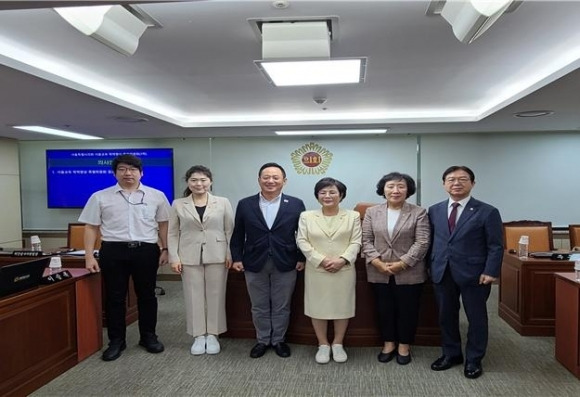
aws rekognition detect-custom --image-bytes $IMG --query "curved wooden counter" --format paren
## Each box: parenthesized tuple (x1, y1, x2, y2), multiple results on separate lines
(224, 256, 441, 346)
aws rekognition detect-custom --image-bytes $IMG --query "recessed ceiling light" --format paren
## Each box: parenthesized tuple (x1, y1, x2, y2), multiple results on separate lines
(12, 125, 103, 140)
(255, 58, 367, 86)
(275, 129, 388, 136)
(513, 110, 554, 118)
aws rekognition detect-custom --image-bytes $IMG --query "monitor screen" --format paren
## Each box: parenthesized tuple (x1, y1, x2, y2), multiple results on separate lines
(46, 148, 174, 208)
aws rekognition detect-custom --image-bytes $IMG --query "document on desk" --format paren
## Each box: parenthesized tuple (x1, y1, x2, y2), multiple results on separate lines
(67, 250, 98, 256)
(569, 253, 580, 262)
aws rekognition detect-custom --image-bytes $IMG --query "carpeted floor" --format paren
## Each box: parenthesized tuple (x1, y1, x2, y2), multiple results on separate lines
(31, 282, 580, 396)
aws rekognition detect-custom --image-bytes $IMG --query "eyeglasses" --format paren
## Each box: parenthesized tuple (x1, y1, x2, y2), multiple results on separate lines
(117, 166, 140, 173)
(119, 191, 146, 206)
(445, 177, 471, 184)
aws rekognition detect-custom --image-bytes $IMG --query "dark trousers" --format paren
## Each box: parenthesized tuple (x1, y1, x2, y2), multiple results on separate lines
(373, 278, 423, 345)
(433, 267, 492, 364)
(99, 242, 160, 345)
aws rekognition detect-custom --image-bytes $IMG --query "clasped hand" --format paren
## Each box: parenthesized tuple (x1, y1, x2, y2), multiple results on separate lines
(321, 257, 346, 273)
(375, 260, 405, 275)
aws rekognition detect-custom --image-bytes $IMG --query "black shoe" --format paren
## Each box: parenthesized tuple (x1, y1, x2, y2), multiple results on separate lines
(102, 341, 126, 361)
(431, 355, 464, 371)
(396, 352, 412, 365)
(377, 350, 396, 363)
(250, 343, 270, 358)
(138, 337, 164, 353)
(273, 342, 291, 358)
(464, 362, 483, 379)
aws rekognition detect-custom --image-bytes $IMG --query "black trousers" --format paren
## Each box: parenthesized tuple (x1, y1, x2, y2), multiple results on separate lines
(433, 267, 491, 363)
(373, 278, 423, 345)
(99, 242, 160, 344)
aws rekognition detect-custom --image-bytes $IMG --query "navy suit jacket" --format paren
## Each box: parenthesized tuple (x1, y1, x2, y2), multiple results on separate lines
(428, 197, 504, 286)
(230, 193, 306, 272)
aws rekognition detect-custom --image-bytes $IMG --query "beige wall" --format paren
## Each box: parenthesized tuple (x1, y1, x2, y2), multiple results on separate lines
(0, 139, 22, 247)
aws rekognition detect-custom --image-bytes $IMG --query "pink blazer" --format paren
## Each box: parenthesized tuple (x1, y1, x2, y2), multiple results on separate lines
(362, 201, 430, 285)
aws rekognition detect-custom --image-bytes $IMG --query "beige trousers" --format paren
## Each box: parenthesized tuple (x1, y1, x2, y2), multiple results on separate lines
(181, 263, 228, 337)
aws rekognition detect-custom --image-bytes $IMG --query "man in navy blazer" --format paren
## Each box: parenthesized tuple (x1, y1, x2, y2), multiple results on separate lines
(230, 162, 305, 359)
(428, 165, 503, 379)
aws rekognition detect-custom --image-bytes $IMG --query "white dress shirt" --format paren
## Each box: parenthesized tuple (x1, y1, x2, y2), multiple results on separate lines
(79, 183, 170, 243)
(259, 193, 281, 229)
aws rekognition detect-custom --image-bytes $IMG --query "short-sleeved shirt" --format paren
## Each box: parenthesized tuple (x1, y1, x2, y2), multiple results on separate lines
(78, 183, 170, 243)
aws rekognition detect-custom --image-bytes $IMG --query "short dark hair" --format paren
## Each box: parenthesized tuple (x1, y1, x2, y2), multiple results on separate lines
(375, 172, 416, 198)
(314, 177, 347, 202)
(442, 165, 475, 182)
(112, 154, 142, 172)
(259, 162, 286, 178)
(183, 165, 212, 197)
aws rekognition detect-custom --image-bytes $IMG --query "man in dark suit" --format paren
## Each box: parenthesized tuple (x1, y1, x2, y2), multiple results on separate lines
(428, 165, 503, 379)
(230, 162, 305, 358)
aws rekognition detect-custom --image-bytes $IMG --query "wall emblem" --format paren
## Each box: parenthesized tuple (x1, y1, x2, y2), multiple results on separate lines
(291, 142, 333, 175)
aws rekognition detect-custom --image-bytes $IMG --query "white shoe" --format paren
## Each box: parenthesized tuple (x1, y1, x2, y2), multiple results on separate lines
(205, 334, 221, 355)
(332, 344, 348, 363)
(190, 335, 206, 355)
(315, 345, 331, 364)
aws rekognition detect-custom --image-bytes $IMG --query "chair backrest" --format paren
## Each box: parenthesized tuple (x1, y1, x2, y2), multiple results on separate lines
(503, 220, 553, 252)
(568, 224, 580, 249)
(67, 223, 101, 250)
(353, 202, 380, 220)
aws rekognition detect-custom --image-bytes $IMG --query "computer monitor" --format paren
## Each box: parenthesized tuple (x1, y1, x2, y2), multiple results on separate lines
(0, 257, 50, 298)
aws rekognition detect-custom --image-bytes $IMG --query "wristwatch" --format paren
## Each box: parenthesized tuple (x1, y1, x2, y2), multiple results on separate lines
(161, 248, 168, 252)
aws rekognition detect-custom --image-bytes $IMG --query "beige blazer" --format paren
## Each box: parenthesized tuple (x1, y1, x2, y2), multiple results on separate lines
(362, 202, 430, 284)
(297, 209, 362, 272)
(168, 193, 234, 265)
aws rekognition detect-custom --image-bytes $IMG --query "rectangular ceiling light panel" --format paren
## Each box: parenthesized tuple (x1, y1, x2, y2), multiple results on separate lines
(256, 58, 365, 86)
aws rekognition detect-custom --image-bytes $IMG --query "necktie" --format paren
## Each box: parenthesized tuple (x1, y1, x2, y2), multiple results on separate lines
(448, 202, 460, 233)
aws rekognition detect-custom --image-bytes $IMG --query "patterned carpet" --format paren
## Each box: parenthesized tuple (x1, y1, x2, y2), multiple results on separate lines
(32, 282, 580, 396)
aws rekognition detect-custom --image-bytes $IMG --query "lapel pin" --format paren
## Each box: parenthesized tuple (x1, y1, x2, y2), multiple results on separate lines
(284, 199, 289, 203)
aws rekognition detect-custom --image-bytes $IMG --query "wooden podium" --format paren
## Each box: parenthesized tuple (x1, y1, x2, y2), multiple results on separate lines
(554, 272, 580, 379)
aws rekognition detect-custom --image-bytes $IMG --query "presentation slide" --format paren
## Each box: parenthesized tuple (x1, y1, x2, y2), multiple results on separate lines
(46, 148, 174, 208)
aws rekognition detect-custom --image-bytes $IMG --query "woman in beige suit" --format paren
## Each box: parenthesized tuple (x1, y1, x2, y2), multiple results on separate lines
(362, 172, 430, 365)
(168, 165, 234, 356)
(297, 177, 361, 364)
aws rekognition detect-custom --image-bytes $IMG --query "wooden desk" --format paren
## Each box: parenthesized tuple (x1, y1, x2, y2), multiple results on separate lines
(224, 255, 441, 346)
(555, 272, 580, 379)
(499, 252, 575, 336)
(0, 255, 137, 327)
(0, 269, 102, 397)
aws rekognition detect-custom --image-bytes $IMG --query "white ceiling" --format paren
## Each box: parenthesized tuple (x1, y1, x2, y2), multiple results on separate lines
(0, 0, 579, 141)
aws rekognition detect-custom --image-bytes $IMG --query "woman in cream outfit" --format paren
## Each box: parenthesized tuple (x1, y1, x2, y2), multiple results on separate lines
(168, 165, 234, 355)
(362, 172, 430, 365)
(296, 177, 361, 364)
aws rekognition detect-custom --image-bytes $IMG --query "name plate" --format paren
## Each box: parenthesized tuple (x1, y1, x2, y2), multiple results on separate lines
(11, 251, 44, 257)
(41, 270, 73, 284)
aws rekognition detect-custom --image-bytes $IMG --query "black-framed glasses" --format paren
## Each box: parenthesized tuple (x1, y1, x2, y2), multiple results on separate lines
(119, 191, 146, 206)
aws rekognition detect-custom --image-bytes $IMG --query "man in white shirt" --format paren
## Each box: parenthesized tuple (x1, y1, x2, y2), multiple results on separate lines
(79, 154, 170, 361)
